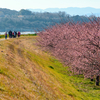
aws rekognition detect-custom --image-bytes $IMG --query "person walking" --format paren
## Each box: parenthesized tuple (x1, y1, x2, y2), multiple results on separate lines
(8, 30, 12, 38)
(15, 31, 17, 38)
(12, 31, 14, 38)
(18, 31, 21, 37)
(14, 31, 16, 38)
(5, 31, 7, 39)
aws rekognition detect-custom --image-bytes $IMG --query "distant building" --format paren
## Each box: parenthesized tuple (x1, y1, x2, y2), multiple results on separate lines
(18, 15, 24, 18)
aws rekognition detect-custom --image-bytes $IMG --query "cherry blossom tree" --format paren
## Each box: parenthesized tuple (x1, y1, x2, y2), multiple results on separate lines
(37, 17, 100, 85)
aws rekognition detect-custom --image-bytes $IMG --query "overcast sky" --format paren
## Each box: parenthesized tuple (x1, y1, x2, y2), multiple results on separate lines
(0, 0, 100, 11)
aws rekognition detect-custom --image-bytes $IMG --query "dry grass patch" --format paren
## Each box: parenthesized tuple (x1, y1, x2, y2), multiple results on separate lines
(0, 36, 96, 100)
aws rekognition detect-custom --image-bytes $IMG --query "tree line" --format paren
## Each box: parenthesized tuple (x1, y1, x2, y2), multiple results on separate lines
(0, 8, 92, 32)
(37, 17, 100, 86)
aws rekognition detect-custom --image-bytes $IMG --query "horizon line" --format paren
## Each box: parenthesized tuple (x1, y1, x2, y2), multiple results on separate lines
(0, 7, 100, 11)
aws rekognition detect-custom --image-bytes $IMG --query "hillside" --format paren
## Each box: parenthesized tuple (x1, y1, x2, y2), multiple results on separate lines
(28, 7, 100, 16)
(0, 8, 91, 32)
(0, 36, 100, 100)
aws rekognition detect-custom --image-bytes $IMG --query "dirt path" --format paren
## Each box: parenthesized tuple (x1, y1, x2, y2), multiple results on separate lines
(0, 38, 5, 41)
(0, 38, 9, 41)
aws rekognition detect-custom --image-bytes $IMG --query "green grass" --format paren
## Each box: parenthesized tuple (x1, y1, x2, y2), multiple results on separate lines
(24, 48, 87, 99)
(67, 74, 100, 100)
(21, 33, 37, 36)
(25, 37, 100, 99)
(32, 45, 100, 99)
(0, 35, 5, 38)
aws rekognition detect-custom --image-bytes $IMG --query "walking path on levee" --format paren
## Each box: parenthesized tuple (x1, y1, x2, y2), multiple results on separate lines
(0, 38, 5, 41)
(0, 38, 10, 41)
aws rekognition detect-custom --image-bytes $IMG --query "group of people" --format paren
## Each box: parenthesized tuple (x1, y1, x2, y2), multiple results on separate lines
(5, 30, 21, 39)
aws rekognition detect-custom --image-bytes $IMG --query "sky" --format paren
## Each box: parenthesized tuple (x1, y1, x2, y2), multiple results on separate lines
(0, 0, 100, 11)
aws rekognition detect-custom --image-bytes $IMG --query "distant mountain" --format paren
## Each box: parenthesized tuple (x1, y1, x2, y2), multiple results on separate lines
(28, 7, 100, 16)
(0, 7, 97, 32)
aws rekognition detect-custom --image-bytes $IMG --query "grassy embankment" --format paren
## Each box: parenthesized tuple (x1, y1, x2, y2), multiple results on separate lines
(0, 35, 100, 100)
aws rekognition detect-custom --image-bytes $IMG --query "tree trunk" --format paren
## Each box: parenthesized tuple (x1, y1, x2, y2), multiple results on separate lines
(91, 75, 93, 81)
(96, 76, 99, 86)
(91, 78, 93, 81)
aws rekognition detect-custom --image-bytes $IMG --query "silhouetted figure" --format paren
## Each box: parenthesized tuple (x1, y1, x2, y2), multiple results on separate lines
(8, 30, 12, 38)
(13, 31, 16, 38)
(5, 32, 7, 39)
(18, 31, 21, 37)
(12, 31, 14, 38)
(15, 31, 17, 38)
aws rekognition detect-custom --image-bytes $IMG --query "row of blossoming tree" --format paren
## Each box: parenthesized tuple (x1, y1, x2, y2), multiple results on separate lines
(37, 17, 100, 86)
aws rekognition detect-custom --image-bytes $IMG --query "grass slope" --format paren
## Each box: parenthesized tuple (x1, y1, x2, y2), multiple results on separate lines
(0, 36, 100, 100)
